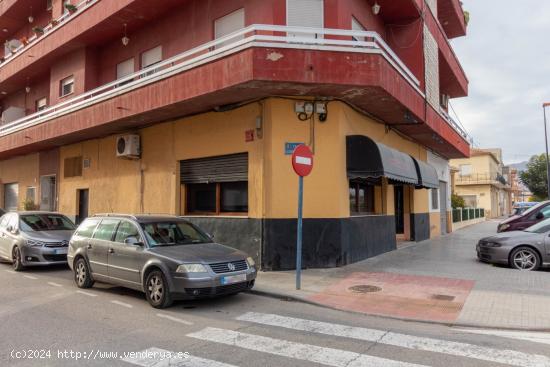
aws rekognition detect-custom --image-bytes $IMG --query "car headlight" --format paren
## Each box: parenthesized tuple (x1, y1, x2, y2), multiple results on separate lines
(176, 264, 207, 273)
(27, 239, 45, 247)
(485, 242, 502, 248)
(246, 256, 255, 267)
(498, 224, 510, 232)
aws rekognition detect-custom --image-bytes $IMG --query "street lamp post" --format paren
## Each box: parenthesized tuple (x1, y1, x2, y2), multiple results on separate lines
(543, 103, 550, 199)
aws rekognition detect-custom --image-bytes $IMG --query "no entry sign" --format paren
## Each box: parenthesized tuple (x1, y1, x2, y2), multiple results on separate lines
(292, 144, 314, 177)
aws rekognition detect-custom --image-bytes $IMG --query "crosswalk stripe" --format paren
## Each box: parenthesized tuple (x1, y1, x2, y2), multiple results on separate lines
(156, 313, 193, 325)
(76, 290, 97, 297)
(236, 312, 550, 367)
(455, 328, 550, 346)
(23, 275, 38, 280)
(111, 300, 133, 308)
(122, 347, 238, 367)
(47, 282, 63, 287)
(4, 270, 16, 274)
(188, 327, 428, 367)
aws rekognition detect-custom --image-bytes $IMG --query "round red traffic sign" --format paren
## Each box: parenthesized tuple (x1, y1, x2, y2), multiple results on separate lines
(292, 144, 314, 177)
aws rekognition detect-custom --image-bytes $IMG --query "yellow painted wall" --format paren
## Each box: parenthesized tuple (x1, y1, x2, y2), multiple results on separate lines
(429, 212, 441, 238)
(0, 153, 40, 210)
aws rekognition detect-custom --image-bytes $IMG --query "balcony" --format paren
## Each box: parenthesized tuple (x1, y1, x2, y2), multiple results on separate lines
(437, 0, 467, 39)
(455, 173, 510, 188)
(0, 25, 470, 159)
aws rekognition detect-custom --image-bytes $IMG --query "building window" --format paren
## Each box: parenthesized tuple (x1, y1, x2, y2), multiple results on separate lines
(35, 97, 47, 112)
(287, 0, 324, 38)
(459, 164, 472, 176)
(214, 8, 245, 48)
(181, 153, 248, 215)
(141, 46, 162, 76)
(116, 58, 135, 85)
(349, 180, 375, 215)
(186, 182, 248, 214)
(64, 156, 83, 178)
(60, 76, 74, 97)
(351, 17, 366, 41)
(431, 188, 439, 210)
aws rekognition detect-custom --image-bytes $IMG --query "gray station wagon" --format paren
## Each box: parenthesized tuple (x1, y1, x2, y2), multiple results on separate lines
(67, 214, 257, 308)
(0, 211, 75, 271)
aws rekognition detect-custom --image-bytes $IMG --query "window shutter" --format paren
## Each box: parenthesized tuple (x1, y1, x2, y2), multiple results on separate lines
(180, 153, 248, 184)
(215, 8, 245, 48)
(141, 46, 162, 68)
(287, 0, 324, 38)
(116, 58, 134, 79)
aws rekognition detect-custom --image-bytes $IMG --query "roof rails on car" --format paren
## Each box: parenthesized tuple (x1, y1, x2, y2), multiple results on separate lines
(93, 213, 138, 220)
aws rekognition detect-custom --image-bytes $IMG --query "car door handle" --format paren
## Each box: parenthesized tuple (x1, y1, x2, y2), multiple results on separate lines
(87, 243, 92, 249)
(108, 248, 114, 254)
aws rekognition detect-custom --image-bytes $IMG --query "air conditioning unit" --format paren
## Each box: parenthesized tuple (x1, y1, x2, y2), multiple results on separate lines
(116, 134, 140, 159)
(440, 94, 450, 109)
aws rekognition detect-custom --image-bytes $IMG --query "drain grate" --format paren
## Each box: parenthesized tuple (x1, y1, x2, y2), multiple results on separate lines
(431, 294, 455, 301)
(348, 285, 382, 293)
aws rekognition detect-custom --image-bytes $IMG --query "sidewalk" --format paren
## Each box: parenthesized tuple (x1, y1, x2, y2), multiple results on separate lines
(251, 220, 550, 330)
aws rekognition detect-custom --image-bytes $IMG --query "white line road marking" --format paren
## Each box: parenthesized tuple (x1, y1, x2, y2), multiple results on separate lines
(236, 312, 550, 367)
(4, 270, 16, 274)
(111, 300, 133, 308)
(47, 282, 63, 287)
(156, 313, 193, 325)
(455, 328, 550, 346)
(23, 275, 38, 280)
(188, 327, 428, 367)
(122, 347, 237, 367)
(76, 290, 97, 297)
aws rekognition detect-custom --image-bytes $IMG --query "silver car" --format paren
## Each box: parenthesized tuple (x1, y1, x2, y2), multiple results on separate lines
(0, 211, 76, 271)
(68, 214, 257, 308)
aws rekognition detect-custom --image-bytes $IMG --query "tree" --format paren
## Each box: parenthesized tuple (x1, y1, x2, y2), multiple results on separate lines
(520, 154, 549, 201)
(451, 193, 465, 208)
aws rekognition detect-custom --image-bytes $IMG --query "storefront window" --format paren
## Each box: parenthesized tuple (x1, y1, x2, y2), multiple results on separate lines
(349, 180, 375, 215)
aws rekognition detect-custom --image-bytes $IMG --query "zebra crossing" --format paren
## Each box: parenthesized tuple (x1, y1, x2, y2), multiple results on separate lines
(123, 312, 550, 367)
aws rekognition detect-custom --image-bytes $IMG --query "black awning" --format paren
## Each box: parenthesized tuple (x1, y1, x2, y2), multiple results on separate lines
(412, 158, 439, 189)
(346, 135, 419, 185)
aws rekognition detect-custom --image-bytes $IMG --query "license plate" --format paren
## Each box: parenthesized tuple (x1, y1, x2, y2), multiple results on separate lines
(220, 273, 247, 285)
(54, 248, 68, 255)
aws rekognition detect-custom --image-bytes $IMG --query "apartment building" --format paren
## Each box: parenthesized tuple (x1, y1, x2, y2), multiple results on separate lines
(0, 0, 470, 269)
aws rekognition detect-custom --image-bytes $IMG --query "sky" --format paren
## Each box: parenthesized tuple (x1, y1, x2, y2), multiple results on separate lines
(450, 0, 550, 165)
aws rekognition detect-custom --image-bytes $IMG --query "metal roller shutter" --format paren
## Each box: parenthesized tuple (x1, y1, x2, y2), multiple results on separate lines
(287, 0, 324, 38)
(180, 153, 248, 184)
(4, 183, 19, 211)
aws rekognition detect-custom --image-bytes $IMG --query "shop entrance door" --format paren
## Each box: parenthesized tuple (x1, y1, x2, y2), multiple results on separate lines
(394, 186, 405, 234)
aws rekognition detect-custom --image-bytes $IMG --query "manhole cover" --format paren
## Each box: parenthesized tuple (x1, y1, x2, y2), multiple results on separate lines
(348, 285, 382, 293)
(431, 294, 455, 301)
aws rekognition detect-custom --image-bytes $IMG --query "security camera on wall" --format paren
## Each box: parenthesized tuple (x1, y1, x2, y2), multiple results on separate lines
(116, 134, 140, 159)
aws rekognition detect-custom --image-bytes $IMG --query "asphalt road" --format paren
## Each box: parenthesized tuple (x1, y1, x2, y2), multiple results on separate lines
(1, 262, 550, 367)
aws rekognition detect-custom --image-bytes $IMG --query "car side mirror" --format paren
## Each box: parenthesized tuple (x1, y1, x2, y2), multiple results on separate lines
(207, 233, 215, 241)
(125, 236, 144, 246)
(536, 212, 544, 220)
(6, 225, 17, 234)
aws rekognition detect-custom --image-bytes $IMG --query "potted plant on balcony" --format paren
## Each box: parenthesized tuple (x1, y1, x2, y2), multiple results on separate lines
(32, 26, 45, 36)
(20, 37, 29, 46)
(65, 3, 78, 13)
(49, 19, 58, 27)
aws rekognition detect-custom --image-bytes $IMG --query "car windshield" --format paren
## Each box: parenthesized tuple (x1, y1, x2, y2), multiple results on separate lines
(20, 214, 76, 231)
(140, 221, 210, 247)
(519, 201, 547, 217)
(524, 218, 550, 233)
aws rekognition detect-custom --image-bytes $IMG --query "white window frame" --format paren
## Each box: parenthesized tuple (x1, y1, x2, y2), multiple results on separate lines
(459, 164, 472, 176)
(46, 0, 53, 11)
(141, 46, 162, 77)
(60, 76, 74, 97)
(351, 17, 366, 41)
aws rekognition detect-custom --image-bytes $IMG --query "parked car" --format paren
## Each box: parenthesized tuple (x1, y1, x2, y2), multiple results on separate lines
(477, 218, 550, 270)
(0, 211, 76, 271)
(497, 200, 550, 233)
(67, 214, 257, 308)
(510, 202, 537, 216)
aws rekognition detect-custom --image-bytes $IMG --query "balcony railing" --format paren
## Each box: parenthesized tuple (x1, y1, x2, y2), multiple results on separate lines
(455, 173, 508, 186)
(0, 0, 99, 66)
(439, 107, 472, 143)
(0, 24, 463, 141)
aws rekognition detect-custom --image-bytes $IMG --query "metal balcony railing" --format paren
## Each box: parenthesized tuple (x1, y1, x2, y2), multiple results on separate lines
(439, 107, 472, 144)
(455, 173, 508, 186)
(0, 24, 465, 143)
(0, 0, 99, 66)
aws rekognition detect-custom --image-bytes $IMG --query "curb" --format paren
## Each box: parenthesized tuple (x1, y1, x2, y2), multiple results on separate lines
(247, 288, 550, 332)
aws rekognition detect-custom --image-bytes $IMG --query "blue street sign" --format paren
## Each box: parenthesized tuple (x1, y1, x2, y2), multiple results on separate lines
(285, 142, 304, 155)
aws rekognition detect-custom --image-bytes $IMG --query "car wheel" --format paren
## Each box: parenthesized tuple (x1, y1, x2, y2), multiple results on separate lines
(74, 258, 94, 288)
(12, 246, 24, 271)
(145, 270, 173, 309)
(510, 246, 540, 271)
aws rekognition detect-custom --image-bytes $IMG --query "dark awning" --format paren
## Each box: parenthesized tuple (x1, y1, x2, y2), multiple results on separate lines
(412, 158, 439, 189)
(346, 135, 419, 185)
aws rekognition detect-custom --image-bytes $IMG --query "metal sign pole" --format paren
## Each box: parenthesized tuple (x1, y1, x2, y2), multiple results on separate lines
(296, 175, 303, 290)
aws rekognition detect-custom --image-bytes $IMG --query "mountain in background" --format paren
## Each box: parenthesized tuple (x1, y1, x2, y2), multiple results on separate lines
(508, 161, 528, 172)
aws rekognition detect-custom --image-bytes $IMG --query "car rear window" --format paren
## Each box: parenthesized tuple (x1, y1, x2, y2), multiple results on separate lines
(75, 218, 100, 238)
(93, 219, 120, 241)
